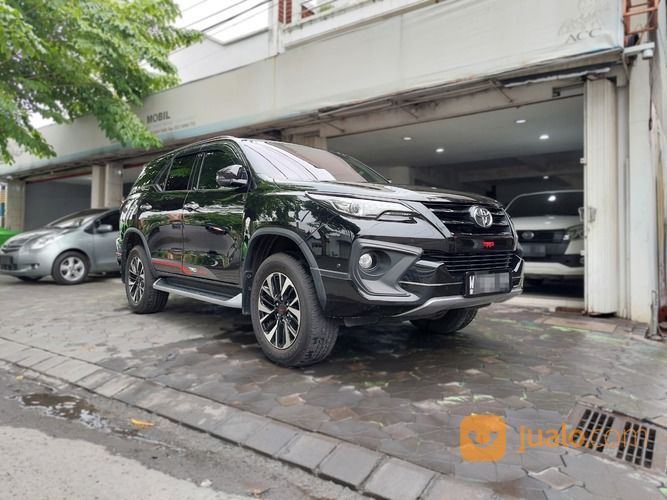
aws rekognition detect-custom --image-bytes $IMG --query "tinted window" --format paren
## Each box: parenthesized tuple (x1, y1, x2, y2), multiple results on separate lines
(97, 211, 120, 231)
(134, 155, 171, 190)
(507, 192, 583, 217)
(198, 148, 242, 190)
(47, 209, 107, 228)
(165, 154, 198, 191)
(241, 141, 387, 184)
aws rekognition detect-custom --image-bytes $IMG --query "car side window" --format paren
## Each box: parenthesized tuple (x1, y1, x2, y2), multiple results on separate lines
(134, 155, 170, 190)
(97, 211, 120, 231)
(197, 148, 243, 190)
(164, 154, 198, 191)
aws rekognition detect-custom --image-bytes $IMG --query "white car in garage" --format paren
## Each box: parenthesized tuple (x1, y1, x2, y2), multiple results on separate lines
(506, 190, 584, 280)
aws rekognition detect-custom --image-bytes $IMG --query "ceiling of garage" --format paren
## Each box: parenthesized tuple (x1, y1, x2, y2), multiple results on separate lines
(329, 96, 583, 168)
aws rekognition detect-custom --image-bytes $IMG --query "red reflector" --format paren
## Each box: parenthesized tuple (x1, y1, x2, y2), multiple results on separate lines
(482, 241, 495, 248)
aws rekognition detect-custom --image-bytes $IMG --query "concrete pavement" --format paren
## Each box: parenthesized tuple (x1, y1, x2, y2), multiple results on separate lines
(1, 274, 666, 499)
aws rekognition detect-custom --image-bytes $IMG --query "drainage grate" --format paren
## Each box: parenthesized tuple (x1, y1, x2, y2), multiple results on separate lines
(568, 404, 667, 473)
(617, 421, 656, 468)
(575, 408, 615, 452)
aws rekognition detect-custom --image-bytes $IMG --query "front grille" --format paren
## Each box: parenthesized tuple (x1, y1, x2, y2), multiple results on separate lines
(422, 250, 513, 275)
(424, 202, 511, 235)
(0, 255, 16, 270)
(0, 243, 21, 253)
(518, 230, 565, 243)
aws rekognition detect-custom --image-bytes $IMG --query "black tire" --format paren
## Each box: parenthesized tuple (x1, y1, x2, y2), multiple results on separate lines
(125, 245, 169, 314)
(411, 307, 478, 335)
(17, 276, 41, 282)
(52, 251, 89, 285)
(250, 253, 338, 367)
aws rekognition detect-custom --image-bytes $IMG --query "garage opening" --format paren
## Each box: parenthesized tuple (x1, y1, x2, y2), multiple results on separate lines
(25, 174, 92, 230)
(329, 96, 585, 309)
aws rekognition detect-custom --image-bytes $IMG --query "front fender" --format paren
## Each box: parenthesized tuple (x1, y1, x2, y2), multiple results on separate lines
(242, 227, 327, 315)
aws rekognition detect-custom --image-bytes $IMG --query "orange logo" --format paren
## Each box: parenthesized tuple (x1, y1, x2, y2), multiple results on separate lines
(460, 415, 507, 462)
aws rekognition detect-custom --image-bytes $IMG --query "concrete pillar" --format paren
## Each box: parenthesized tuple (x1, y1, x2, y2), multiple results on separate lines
(584, 78, 619, 315)
(627, 58, 658, 324)
(104, 163, 123, 208)
(383, 166, 413, 185)
(91, 166, 105, 209)
(5, 180, 26, 232)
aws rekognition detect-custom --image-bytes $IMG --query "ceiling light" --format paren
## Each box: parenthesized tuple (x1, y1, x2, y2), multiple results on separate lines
(515, 119, 527, 124)
(403, 136, 412, 141)
(548, 195, 557, 202)
(543, 175, 550, 180)
(435, 147, 445, 153)
(539, 134, 550, 140)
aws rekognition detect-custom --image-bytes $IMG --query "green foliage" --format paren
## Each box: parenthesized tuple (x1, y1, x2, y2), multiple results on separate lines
(0, 0, 202, 163)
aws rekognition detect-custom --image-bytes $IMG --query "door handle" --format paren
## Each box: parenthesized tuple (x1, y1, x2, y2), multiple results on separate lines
(139, 203, 152, 211)
(184, 202, 200, 211)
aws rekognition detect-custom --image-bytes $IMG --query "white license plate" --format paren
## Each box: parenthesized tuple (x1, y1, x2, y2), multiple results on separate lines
(522, 244, 547, 257)
(465, 272, 511, 297)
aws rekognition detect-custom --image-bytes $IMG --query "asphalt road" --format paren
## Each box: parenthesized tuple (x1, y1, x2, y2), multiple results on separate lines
(0, 366, 359, 500)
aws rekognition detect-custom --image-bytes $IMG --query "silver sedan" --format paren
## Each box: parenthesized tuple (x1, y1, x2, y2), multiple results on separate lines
(0, 208, 120, 285)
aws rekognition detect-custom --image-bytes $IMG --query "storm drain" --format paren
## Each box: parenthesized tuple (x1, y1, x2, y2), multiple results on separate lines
(569, 404, 667, 473)
(616, 421, 657, 468)
(575, 408, 615, 452)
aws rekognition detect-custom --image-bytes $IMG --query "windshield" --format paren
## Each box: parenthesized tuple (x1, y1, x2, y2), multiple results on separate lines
(507, 191, 583, 217)
(241, 140, 388, 184)
(47, 209, 106, 229)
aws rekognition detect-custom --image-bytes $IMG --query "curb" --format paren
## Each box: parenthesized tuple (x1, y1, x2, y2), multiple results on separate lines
(0, 337, 495, 500)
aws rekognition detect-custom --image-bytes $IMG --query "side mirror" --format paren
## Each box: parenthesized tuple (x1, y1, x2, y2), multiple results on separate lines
(216, 165, 248, 188)
(96, 224, 114, 234)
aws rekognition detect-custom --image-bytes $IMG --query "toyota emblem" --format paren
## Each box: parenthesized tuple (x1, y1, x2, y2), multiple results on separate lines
(469, 205, 493, 228)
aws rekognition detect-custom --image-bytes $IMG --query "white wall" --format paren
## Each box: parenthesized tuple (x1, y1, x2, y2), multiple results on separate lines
(1, 0, 622, 177)
(170, 34, 271, 84)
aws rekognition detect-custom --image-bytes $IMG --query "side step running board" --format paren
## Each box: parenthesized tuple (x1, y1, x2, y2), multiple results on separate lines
(153, 278, 242, 309)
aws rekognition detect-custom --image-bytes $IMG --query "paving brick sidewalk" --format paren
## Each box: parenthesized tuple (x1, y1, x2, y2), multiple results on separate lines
(1, 275, 666, 499)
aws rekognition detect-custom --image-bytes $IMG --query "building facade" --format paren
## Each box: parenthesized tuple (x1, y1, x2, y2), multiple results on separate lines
(0, 0, 665, 327)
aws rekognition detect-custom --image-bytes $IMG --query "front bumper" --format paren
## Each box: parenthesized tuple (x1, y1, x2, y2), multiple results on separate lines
(392, 287, 523, 319)
(0, 249, 53, 278)
(524, 260, 584, 278)
(318, 237, 523, 319)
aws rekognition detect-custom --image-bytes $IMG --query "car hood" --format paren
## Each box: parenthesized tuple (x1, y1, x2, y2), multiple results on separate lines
(511, 215, 581, 231)
(275, 180, 501, 206)
(2, 227, 69, 247)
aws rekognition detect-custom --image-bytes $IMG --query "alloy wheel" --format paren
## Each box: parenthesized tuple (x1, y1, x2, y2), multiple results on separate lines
(258, 271, 301, 350)
(127, 255, 145, 304)
(59, 256, 85, 282)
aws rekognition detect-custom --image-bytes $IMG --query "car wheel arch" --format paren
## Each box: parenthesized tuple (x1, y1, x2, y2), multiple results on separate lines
(121, 229, 156, 280)
(242, 228, 327, 314)
(53, 248, 91, 267)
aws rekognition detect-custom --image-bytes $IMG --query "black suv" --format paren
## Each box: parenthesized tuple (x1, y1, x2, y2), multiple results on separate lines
(118, 137, 523, 366)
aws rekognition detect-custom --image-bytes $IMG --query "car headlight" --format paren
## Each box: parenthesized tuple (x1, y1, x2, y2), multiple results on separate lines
(28, 234, 63, 250)
(563, 224, 584, 241)
(307, 193, 416, 219)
